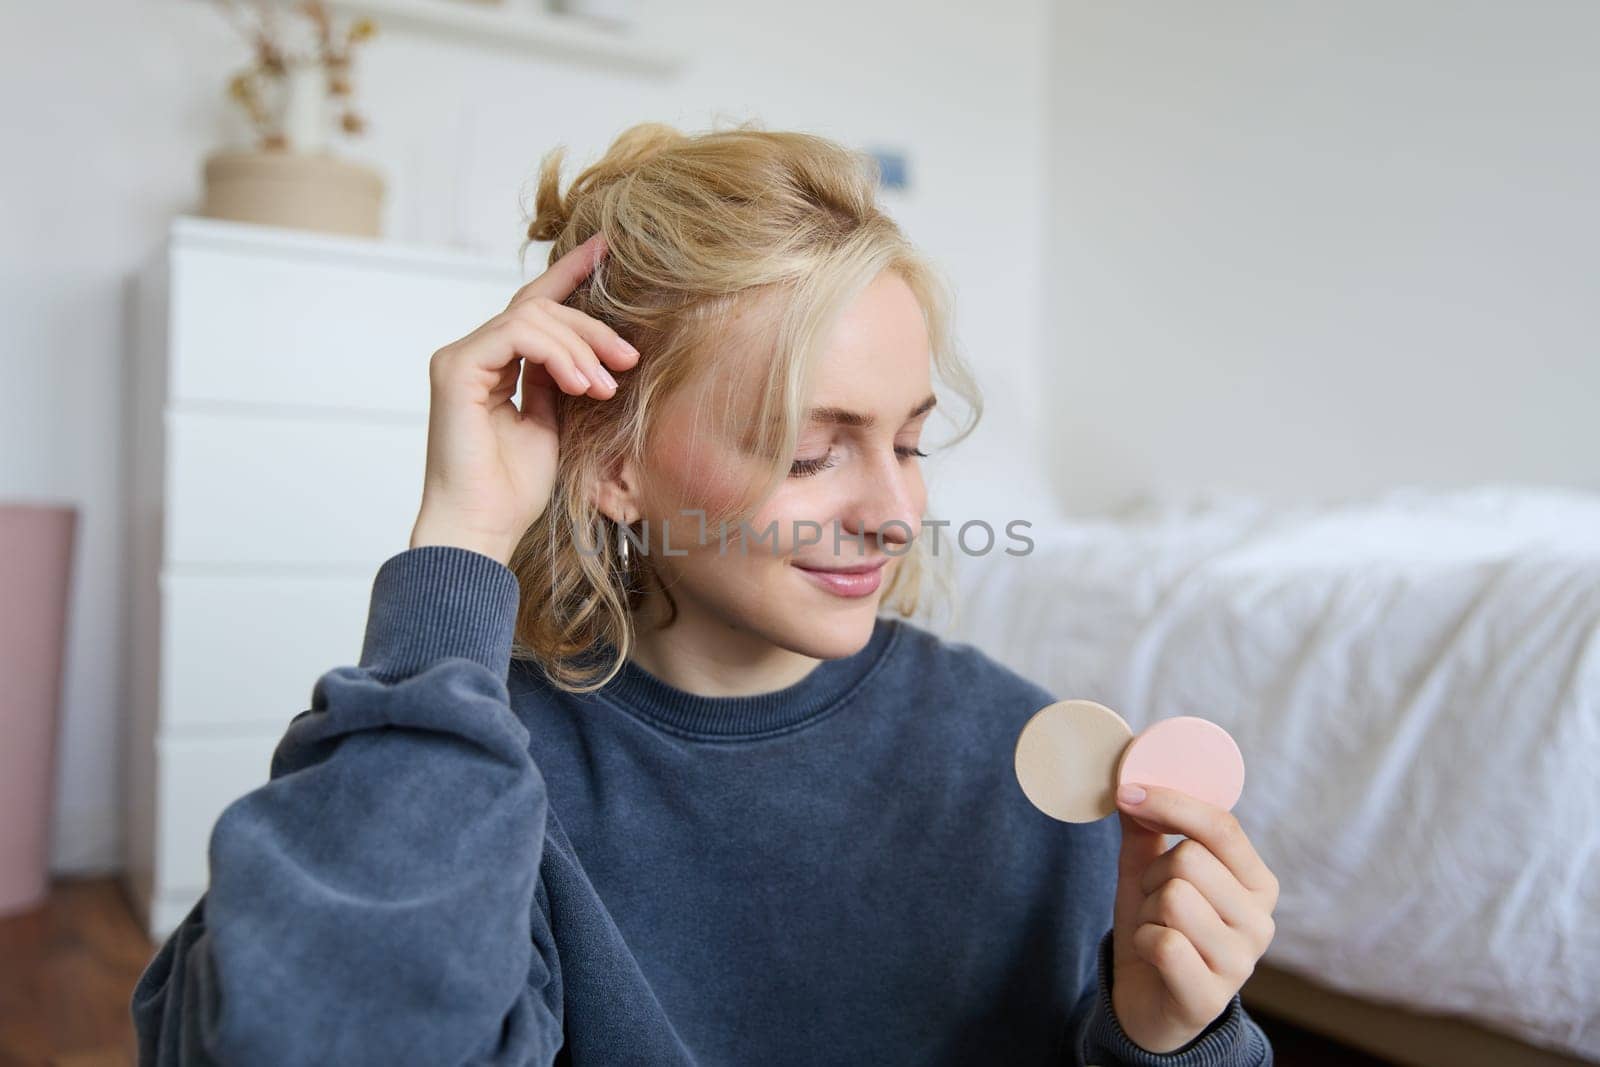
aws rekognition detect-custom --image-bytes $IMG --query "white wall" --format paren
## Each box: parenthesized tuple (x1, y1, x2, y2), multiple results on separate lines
(1046, 1, 1599, 514)
(0, 1, 1053, 872)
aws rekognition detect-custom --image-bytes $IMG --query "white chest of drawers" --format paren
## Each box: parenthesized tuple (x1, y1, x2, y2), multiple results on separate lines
(123, 217, 523, 939)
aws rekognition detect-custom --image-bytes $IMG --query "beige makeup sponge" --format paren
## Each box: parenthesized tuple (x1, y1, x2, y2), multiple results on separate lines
(1013, 700, 1134, 823)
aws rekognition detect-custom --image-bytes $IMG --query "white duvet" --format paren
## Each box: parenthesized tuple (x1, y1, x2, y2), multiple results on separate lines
(938, 485, 1600, 1060)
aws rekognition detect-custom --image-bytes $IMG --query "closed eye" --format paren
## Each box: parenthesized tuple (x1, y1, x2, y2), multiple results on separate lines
(789, 452, 836, 477)
(789, 445, 928, 478)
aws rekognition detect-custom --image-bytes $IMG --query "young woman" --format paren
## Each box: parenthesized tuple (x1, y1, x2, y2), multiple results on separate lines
(132, 122, 1278, 1066)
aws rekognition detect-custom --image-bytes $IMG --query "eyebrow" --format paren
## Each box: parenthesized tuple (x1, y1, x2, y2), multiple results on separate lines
(807, 393, 937, 430)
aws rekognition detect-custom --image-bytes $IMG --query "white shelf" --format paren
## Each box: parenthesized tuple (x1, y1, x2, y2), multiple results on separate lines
(170, 215, 522, 281)
(323, 0, 686, 74)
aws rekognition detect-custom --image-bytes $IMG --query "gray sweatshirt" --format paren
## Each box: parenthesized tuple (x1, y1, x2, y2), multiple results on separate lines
(132, 545, 1273, 1066)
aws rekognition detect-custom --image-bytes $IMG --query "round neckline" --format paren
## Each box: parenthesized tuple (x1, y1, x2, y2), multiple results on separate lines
(594, 615, 902, 740)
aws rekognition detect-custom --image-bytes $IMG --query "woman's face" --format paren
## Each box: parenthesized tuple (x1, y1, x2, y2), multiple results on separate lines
(630, 269, 934, 661)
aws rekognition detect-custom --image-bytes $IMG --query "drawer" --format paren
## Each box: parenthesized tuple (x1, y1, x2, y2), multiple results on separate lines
(155, 732, 283, 893)
(165, 408, 425, 566)
(168, 239, 521, 413)
(160, 572, 372, 731)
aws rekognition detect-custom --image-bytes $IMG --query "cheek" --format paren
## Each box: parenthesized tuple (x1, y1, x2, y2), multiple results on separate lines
(640, 462, 812, 575)
(641, 434, 754, 533)
(744, 482, 845, 557)
(907, 464, 929, 513)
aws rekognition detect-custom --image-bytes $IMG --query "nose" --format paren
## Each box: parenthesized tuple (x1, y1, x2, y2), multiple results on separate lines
(835, 450, 923, 553)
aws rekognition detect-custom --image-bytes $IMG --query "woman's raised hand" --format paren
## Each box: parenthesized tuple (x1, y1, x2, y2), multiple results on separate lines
(409, 232, 639, 566)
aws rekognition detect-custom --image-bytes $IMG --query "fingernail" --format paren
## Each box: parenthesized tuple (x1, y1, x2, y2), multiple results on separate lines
(1118, 784, 1147, 805)
(620, 340, 640, 357)
(595, 366, 616, 389)
(573, 371, 590, 388)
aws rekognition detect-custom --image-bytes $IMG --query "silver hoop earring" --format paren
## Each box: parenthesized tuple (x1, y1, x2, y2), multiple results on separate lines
(616, 520, 631, 569)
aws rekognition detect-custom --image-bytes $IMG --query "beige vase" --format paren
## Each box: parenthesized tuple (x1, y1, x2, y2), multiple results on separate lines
(201, 149, 386, 238)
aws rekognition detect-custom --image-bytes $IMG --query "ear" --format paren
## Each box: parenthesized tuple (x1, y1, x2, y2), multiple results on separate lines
(589, 452, 644, 527)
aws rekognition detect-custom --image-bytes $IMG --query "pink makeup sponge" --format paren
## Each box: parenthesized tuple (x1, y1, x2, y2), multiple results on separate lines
(1116, 715, 1245, 812)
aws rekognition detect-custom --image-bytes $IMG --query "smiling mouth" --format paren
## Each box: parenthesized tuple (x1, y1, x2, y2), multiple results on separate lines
(792, 558, 890, 575)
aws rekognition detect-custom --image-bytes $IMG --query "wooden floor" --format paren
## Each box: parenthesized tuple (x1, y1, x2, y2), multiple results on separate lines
(0, 877, 1394, 1066)
(0, 880, 152, 1066)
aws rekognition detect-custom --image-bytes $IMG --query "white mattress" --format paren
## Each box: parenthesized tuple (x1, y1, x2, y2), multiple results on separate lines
(942, 485, 1600, 1060)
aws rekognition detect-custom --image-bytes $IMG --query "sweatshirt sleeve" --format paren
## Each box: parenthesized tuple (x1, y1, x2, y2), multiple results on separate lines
(131, 546, 564, 1067)
(1071, 928, 1273, 1066)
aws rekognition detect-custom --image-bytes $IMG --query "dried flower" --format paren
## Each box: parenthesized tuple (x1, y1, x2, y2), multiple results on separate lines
(255, 34, 286, 75)
(300, 1, 332, 47)
(212, 0, 378, 149)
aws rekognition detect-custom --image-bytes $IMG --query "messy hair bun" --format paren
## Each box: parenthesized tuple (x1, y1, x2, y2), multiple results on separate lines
(526, 122, 687, 244)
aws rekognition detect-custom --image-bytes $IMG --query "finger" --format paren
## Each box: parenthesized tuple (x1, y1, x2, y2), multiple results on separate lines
(1137, 877, 1239, 975)
(1130, 923, 1224, 1029)
(537, 299, 640, 372)
(1117, 784, 1277, 896)
(485, 318, 592, 396)
(494, 298, 614, 397)
(518, 355, 553, 395)
(1114, 809, 1168, 937)
(507, 232, 608, 309)
(510, 305, 615, 398)
(488, 359, 520, 408)
(518, 356, 557, 428)
(433, 313, 587, 397)
(1140, 838, 1268, 934)
(1118, 806, 1167, 874)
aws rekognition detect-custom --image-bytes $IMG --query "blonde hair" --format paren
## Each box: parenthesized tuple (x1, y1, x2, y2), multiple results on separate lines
(511, 118, 983, 692)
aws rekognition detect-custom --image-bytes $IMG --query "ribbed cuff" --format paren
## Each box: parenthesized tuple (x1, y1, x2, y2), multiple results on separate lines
(358, 546, 521, 683)
(1079, 929, 1265, 1066)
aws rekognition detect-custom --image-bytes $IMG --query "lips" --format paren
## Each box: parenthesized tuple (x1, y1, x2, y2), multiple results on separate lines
(793, 557, 889, 599)
(792, 558, 890, 575)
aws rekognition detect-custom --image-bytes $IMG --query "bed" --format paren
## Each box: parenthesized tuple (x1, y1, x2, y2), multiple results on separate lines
(934, 484, 1600, 1065)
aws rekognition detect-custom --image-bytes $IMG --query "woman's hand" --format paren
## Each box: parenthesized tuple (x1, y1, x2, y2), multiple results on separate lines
(1108, 783, 1280, 1054)
(409, 232, 639, 566)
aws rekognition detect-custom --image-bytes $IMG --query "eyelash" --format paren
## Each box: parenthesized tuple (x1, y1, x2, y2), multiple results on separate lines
(789, 446, 929, 478)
